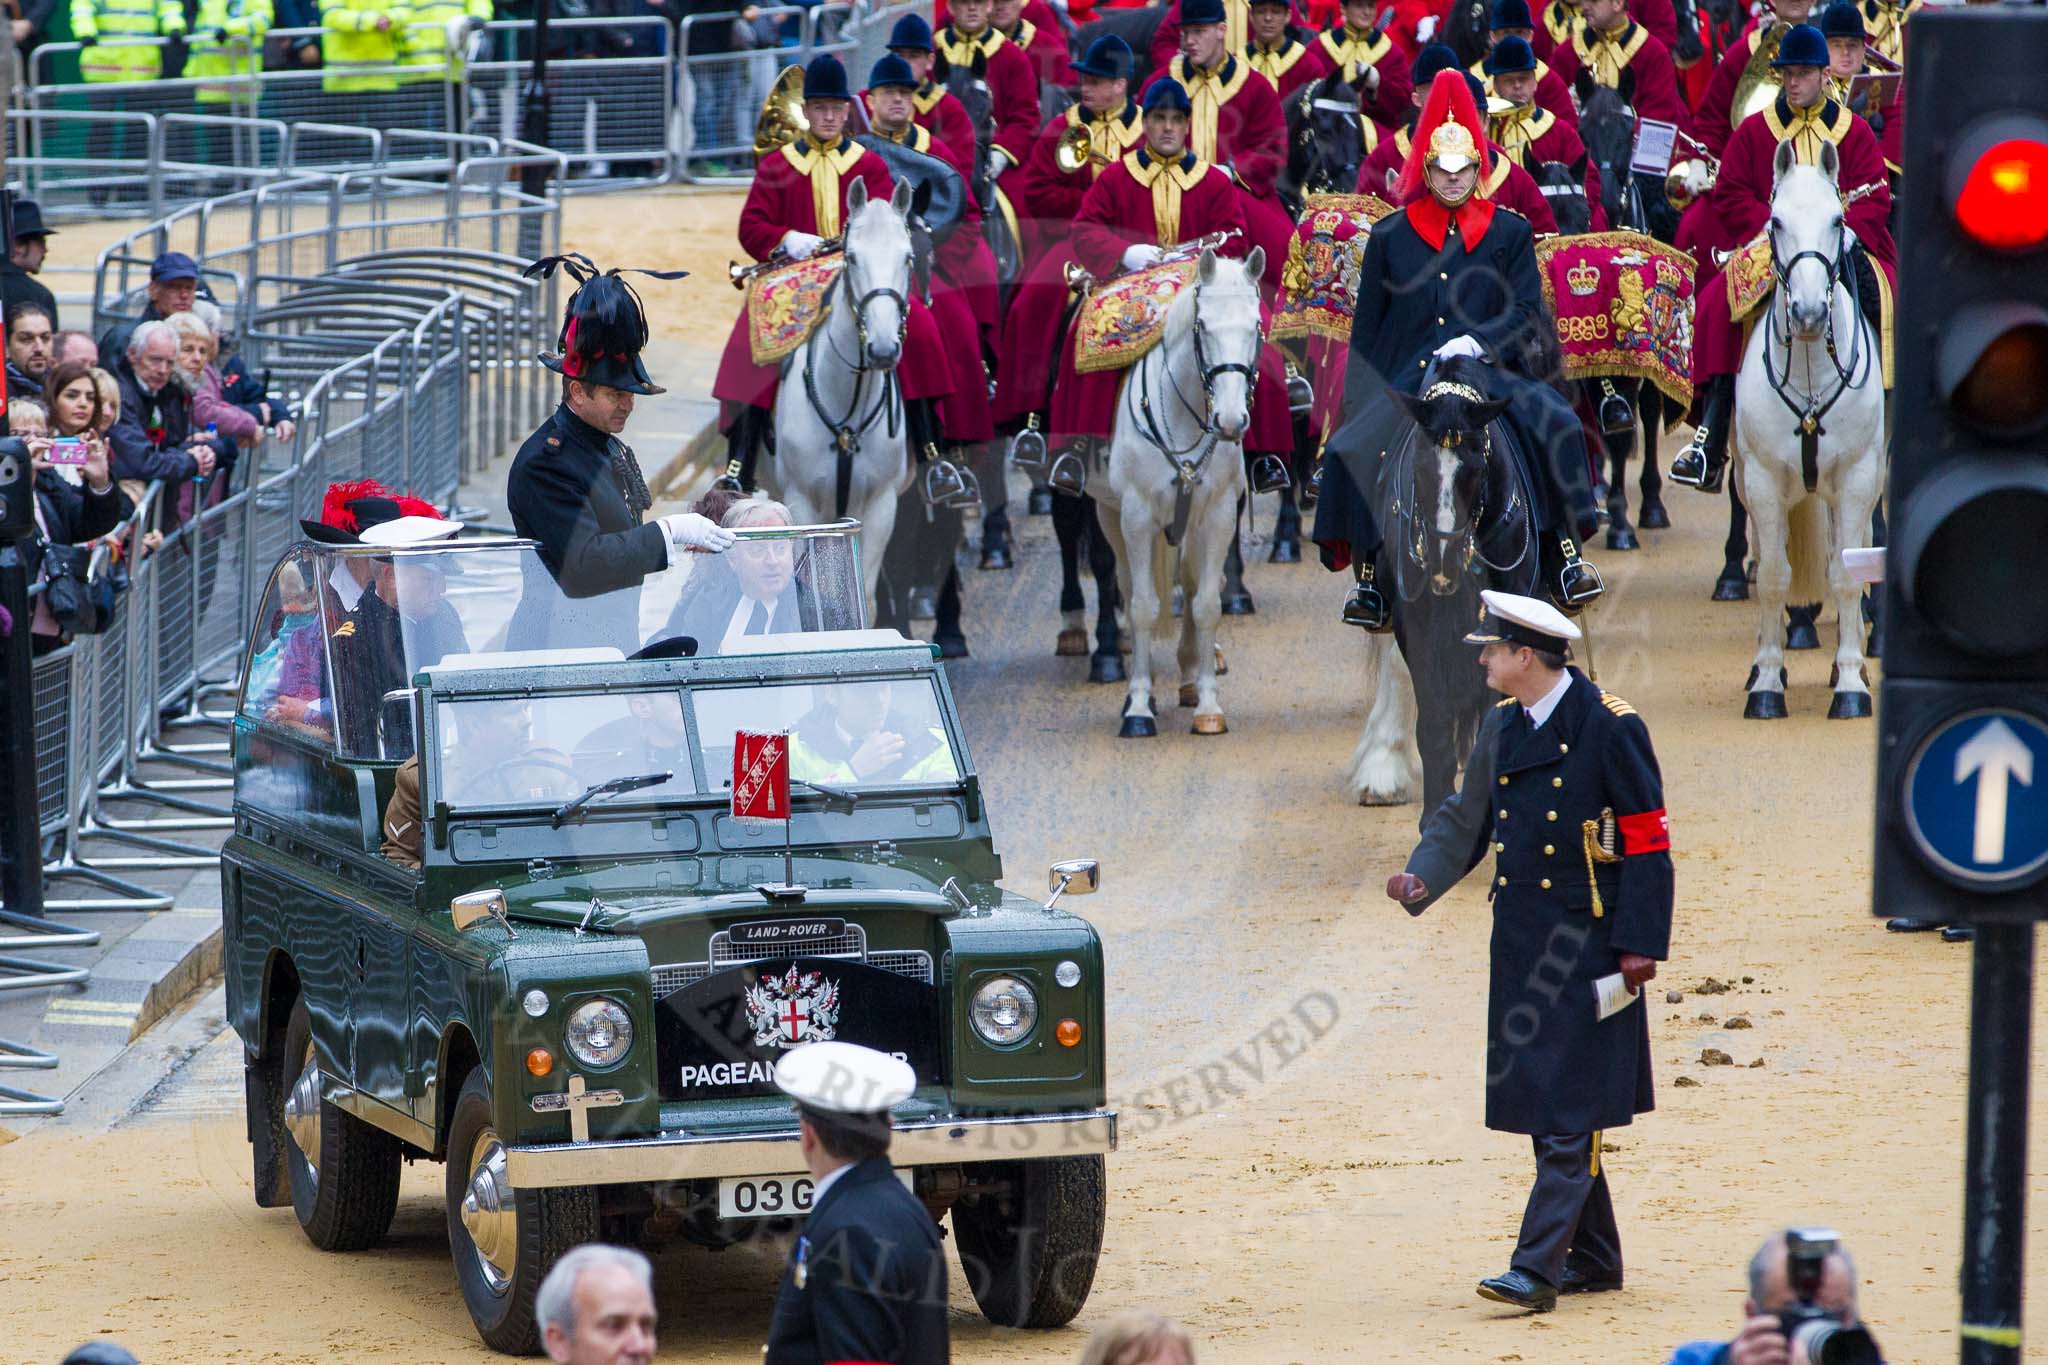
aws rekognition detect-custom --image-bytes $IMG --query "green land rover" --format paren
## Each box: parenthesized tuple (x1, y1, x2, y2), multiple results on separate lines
(221, 525, 1115, 1353)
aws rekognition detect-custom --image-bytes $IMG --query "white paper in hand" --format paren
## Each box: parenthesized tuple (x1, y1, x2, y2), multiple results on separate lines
(1594, 972, 1639, 1022)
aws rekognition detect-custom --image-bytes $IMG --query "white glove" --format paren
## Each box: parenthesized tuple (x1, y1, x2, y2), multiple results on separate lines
(1433, 334, 1486, 361)
(782, 230, 823, 260)
(1121, 244, 1164, 271)
(1416, 15, 1438, 40)
(1362, 63, 1381, 93)
(994, 155, 1016, 179)
(660, 512, 737, 553)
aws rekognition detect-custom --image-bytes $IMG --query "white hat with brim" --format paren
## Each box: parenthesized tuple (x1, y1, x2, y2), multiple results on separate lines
(1464, 588, 1582, 653)
(359, 515, 462, 547)
(774, 1041, 916, 1120)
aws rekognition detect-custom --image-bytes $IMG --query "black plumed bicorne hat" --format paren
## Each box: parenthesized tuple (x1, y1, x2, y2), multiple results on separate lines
(523, 253, 689, 396)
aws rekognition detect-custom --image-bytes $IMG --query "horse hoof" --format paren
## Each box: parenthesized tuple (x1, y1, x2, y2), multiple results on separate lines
(1711, 570, 1749, 602)
(1090, 653, 1126, 685)
(978, 544, 1012, 571)
(907, 588, 939, 621)
(1221, 590, 1256, 616)
(1828, 691, 1873, 720)
(1119, 713, 1158, 738)
(1786, 619, 1820, 651)
(1028, 486, 1054, 516)
(1268, 537, 1302, 564)
(1178, 683, 1200, 709)
(1638, 500, 1670, 530)
(1191, 713, 1228, 735)
(1214, 644, 1228, 676)
(1055, 627, 1089, 657)
(1606, 524, 1639, 552)
(934, 634, 969, 660)
(1744, 691, 1789, 720)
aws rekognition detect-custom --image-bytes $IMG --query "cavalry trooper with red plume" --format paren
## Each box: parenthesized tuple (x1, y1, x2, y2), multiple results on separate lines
(1246, 0, 1336, 102)
(885, 14, 978, 167)
(1154, 0, 1294, 291)
(994, 35, 1144, 449)
(1474, 0, 1578, 129)
(1546, 0, 1693, 141)
(511, 254, 735, 652)
(1046, 77, 1295, 493)
(710, 55, 963, 500)
(1313, 0, 1417, 135)
(1669, 22, 1893, 493)
(1316, 70, 1601, 630)
(1361, 49, 1562, 234)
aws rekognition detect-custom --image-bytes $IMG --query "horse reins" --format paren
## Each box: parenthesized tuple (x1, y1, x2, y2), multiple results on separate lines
(802, 258, 909, 519)
(1762, 218, 1872, 494)
(1124, 283, 1263, 546)
(1383, 381, 1534, 603)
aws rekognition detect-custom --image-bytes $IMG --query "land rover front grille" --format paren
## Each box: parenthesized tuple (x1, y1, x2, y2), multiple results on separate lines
(652, 947, 935, 999)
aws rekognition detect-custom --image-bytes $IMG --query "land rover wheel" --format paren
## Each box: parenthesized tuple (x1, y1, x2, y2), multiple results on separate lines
(444, 1069, 599, 1354)
(953, 1154, 1106, 1328)
(280, 997, 403, 1251)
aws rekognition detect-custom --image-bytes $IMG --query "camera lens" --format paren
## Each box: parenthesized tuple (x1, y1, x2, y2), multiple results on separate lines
(1789, 1321, 1882, 1365)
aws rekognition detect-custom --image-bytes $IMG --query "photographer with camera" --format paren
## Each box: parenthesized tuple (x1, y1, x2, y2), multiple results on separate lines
(1666, 1229, 1883, 1365)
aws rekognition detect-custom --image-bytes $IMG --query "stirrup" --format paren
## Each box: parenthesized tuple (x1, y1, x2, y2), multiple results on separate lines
(1669, 430, 1716, 490)
(1299, 458, 1322, 509)
(1597, 380, 1633, 434)
(1008, 416, 1049, 478)
(921, 458, 977, 510)
(1248, 452, 1289, 494)
(1046, 446, 1088, 496)
(1285, 365, 1313, 415)
(1558, 549, 1605, 610)
(1342, 567, 1391, 632)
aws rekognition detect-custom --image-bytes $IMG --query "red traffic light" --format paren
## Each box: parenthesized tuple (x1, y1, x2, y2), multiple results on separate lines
(1949, 118, 2048, 251)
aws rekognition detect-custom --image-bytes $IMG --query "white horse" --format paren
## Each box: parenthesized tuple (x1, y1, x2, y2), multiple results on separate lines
(765, 176, 917, 611)
(1093, 246, 1265, 737)
(1733, 141, 1885, 719)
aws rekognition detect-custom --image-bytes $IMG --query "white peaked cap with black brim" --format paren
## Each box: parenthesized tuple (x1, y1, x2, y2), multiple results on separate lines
(1463, 588, 1582, 654)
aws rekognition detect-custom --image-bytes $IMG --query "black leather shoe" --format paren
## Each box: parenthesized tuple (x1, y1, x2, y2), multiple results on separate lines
(1248, 452, 1289, 494)
(1559, 1264, 1623, 1295)
(1300, 460, 1321, 509)
(1942, 923, 1978, 943)
(1342, 580, 1391, 632)
(1477, 1269, 1557, 1312)
(1886, 917, 1947, 933)
(1559, 554, 1605, 609)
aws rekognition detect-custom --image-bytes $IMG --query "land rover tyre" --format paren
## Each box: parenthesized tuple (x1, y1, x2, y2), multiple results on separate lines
(952, 1154, 1106, 1328)
(280, 996, 403, 1251)
(444, 1068, 599, 1354)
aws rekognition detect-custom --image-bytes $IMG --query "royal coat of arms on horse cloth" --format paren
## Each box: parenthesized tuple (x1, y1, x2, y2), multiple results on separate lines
(1534, 230, 1698, 407)
(743, 964, 843, 1048)
(745, 253, 845, 366)
(1074, 258, 1200, 374)
(1273, 193, 1397, 344)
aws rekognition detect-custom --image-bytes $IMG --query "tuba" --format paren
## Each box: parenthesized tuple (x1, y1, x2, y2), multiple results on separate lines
(1728, 25, 1786, 131)
(753, 65, 809, 162)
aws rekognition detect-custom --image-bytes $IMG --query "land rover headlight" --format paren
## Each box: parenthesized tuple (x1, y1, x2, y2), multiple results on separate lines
(565, 998, 634, 1068)
(970, 976, 1038, 1046)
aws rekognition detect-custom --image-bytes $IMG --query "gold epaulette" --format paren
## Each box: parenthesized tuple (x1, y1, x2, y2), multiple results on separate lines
(1599, 691, 1635, 717)
(1495, 696, 1518, 708)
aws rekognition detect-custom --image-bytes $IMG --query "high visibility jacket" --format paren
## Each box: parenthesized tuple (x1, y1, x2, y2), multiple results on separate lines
(319, 0, 410, 92)
(397, 0, 491, 83)
(188, 0, 274, 104)
(71, 0, 185, 83)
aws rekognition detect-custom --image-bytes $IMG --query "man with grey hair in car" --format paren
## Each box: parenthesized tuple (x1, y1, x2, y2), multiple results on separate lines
(536, 1243, 658, 1365)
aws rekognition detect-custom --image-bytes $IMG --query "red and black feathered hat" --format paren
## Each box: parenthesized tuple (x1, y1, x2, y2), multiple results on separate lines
(1396, 69, 1494, 205)
(299, 477, 398, 543)
(524, 253, 689, 396)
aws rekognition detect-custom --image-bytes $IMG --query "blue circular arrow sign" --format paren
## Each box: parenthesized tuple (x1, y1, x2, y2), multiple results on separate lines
(1905, 709, 2048, 888)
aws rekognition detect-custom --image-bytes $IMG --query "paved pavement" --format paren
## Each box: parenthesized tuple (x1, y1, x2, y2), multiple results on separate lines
(0, 339, 725, 1133)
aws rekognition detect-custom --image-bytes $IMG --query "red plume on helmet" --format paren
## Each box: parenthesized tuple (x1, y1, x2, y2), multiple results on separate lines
(320, 478, 391, 532)
(1396, 69, 1493, 205)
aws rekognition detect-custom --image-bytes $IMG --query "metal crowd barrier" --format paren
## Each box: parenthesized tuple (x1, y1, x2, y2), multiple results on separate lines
(675, 1, 872, 183)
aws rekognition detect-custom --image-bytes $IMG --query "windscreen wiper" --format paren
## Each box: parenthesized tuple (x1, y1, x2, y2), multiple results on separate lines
(551, 772, 672, 829)
(791, 779, 859, 814)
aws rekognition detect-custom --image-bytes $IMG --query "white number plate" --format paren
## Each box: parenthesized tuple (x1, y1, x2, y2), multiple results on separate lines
(717, 1169, 912, 1219)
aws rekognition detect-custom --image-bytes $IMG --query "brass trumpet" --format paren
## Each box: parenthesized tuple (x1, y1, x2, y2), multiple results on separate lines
(1054, 123, 1114, 174)
(728, 237, 845, 289)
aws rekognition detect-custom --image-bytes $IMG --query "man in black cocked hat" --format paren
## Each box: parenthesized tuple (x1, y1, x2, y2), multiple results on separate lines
(508, 255, 735, 653)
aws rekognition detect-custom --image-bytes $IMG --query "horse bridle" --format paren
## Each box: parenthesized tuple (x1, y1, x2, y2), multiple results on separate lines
(1125, 280, 1265, 545)
(803, 247, 910, 516)
(1762, 214, 1871, 492)
(1387, 381, 1532, 600)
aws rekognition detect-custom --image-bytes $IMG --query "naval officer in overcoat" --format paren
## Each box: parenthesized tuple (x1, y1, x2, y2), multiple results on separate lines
(764, 1042, 950, 1364)
(1385, 590, 1674, 1313)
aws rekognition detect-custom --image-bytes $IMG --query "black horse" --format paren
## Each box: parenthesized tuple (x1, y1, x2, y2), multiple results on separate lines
(1280, 69, 1373, 218)
(1439, 0, 1491, 69)
(1370, 357, 1546, 813)
(1531, 156, 1593, 234)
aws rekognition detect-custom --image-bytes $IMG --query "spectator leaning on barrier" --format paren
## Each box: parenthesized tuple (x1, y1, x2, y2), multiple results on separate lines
(0, 199, 58, 330)
(168, 308, 262, 460)
(100, 250, 202, 363)
(397, 0, 491, 133)
(6, 302, 54, 402)
(189, 0, 276, 110)
(109, 319, 216, 526)
(319, 0, 409, 124)
(216, 323, 296, 442)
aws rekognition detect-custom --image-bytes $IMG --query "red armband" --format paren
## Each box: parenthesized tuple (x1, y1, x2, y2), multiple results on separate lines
(1618, 809, 1670, 854)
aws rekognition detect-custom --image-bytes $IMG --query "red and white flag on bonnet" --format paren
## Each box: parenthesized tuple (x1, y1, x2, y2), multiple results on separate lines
(732, 731, 790, 822)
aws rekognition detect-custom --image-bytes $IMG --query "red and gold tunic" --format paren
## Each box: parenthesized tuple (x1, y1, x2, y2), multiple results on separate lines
(909, 81, 978, 170)
(1548, 20, 1693, 140)
(1004, 16, 1076, 88)
(935, 24, 1041, 168)
(1248, 31, 1335, 102)
(1533, 0, 1677, 63)
(1490, 103, 1607, 230)
(1148, 0, 1253, 72)
(1470, 52, 1579, 129)
(1690, 21, 1784, 161)
(1313, 23, 1416, 132)
(1156, 53, 1295, 289)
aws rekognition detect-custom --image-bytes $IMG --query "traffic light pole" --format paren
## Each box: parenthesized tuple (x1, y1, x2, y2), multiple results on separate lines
(1961, 922, 2033, 1365)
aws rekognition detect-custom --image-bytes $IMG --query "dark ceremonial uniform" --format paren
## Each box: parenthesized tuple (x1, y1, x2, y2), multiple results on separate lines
(1248, 30, 1336, 102)
(1313, 22, 1418, 133)
(1404, 668, 1673, 1288)
(762, 1158, 950, 1365)
(506, 404, 668, 653)
(1313, 194, 1596, 571)
(995, 100, 1147, 427)
(330, 577, 469, 756)
(1547, 21, 1693, 140)
(1158, 54, 1295, 288)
